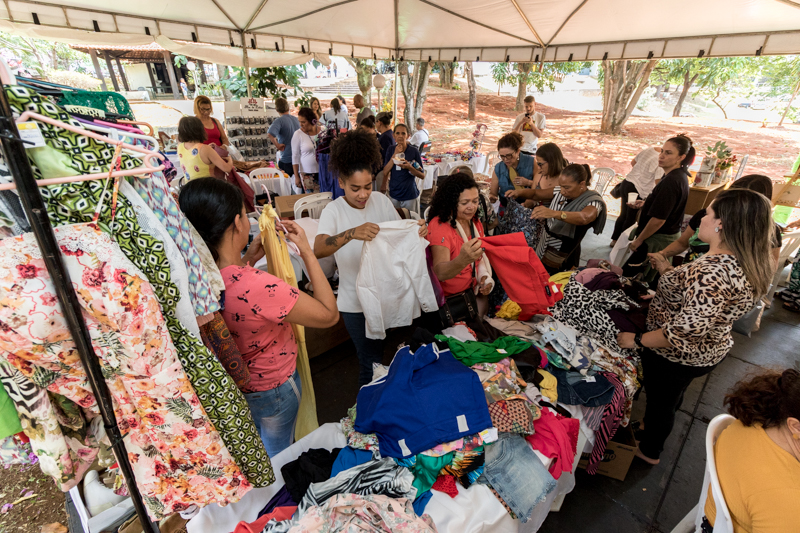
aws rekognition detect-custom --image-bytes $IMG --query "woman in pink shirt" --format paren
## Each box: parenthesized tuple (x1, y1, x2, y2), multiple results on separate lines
(179, 178, 338, 456)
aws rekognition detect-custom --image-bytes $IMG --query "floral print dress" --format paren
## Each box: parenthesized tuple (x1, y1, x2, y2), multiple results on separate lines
(0, 225, 251, 518)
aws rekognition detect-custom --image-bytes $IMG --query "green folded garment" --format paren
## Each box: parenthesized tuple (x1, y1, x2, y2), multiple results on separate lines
(435, 335, 532, 366)
(0, 381, 23, 440)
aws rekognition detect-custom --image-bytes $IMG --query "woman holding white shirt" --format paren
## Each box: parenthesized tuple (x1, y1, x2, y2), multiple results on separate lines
(291, 107, 324, 193)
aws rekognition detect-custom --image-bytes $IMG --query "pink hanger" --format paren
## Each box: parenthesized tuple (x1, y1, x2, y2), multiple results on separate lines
(0, 110, 165, 191)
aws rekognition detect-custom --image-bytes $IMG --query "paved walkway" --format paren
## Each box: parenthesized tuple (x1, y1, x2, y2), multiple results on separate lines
(309, 217, 800, 532)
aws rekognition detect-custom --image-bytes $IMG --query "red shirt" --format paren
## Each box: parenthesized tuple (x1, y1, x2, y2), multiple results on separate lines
(220, 265, 300, 392)
(203, 119, 223, 146)
(426, 217, 484, 297)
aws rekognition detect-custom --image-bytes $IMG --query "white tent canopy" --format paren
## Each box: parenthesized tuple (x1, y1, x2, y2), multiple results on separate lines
(1, 0, 799, 62)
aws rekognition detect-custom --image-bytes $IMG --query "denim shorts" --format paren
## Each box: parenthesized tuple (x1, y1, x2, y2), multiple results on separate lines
(243, 369, 302, 457)
(479, 432, 556, 522)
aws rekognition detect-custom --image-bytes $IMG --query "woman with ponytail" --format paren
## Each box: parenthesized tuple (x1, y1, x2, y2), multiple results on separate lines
(506, 162, 607, 272)
(623, 134, 694, 282)
(618, 189, 775, 466)
(701, 369, 800, 532)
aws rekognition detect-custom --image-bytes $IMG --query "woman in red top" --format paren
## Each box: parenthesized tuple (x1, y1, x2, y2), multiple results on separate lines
(427, 173, 494, 316)
(179, 178, 338, 456)
(194, 95, 229, 147)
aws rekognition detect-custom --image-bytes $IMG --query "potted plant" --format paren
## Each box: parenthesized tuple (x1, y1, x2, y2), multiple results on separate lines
(706, 141, 737, 184)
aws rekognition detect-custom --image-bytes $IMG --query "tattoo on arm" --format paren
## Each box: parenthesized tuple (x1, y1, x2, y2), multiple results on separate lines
(324, 228, 356, 248)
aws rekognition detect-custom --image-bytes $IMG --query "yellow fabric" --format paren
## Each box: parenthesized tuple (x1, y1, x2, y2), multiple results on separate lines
(509, 166, 524, 190)
(496, 300, 522, 320)
(705, 419, 800, 533)
(258, 205, 319, 440)
(548, 271, 573, 290)
(177, 142, 213, 180)
(537, 369, 558, 403)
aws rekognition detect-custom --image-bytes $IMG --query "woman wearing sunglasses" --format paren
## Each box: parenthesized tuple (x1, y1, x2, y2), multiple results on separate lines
(532, 143, 567, 202)
(489, 132, 535, 203)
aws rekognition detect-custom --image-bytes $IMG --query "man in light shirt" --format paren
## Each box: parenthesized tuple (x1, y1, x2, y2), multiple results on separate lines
(511, 95, 546, 155)
(408, 117, 430, 148)
(610, 146, 664, 246)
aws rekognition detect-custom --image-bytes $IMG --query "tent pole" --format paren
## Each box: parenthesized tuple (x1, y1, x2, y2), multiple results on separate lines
(240, 31, 252, 98)
(103, 51, 120, 92)
(0, 85, 161, 533)
(162, 50, 180, 98)
(392, 60, 398, 126)
(89, 50, 108, 92)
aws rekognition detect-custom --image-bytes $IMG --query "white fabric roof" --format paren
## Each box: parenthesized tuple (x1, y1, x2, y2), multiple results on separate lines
(1, 0, 798, 62)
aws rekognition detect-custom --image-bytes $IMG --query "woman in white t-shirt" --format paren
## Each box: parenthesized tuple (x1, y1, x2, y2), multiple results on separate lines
(322, 98, 351, 132)
(291, 107, 324, 193)
(314, 129, 426, 386)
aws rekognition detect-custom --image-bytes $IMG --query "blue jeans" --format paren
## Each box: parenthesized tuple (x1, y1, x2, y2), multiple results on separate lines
(479, 432, 556, 522)
(243, 370, 302, 457)
(342, 312, 385, 386)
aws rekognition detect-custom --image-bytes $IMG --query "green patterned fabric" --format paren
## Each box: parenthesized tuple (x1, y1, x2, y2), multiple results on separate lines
(790, 252, 800, 293)
(5, 86, 274, 487)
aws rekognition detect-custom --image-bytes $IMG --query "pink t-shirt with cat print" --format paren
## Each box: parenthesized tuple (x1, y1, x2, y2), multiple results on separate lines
(220, 265, 300, 392)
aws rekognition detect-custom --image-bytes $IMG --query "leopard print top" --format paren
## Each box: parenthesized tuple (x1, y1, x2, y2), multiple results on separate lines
(647, 253, 754, 367)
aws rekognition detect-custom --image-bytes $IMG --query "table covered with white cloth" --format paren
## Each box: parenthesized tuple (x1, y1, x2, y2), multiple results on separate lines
(188, 421, 590, 533)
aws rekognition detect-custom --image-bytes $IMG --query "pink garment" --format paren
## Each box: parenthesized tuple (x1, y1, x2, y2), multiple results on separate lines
(574, 268, 606, 286)
(232, 506, 296, 533)
(94, 118, 142, 134)
(220, 265, 300, 392)
(525, 408, 580, 480)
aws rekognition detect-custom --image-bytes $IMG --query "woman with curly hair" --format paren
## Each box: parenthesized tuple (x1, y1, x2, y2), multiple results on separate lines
(427, 173, 494, 315)
(314, 129, 426, 386)
(488, 132, 535, 202)
(701, 368, 800, 532)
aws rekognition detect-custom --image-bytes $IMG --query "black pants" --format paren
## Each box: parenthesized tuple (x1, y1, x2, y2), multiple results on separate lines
(612, 180, 640, 240)
(278, 160, 294, 176)
(639, 348, 717, 459)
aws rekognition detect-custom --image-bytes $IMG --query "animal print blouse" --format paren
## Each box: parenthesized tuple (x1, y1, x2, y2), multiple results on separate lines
(647, 253, 754, 367)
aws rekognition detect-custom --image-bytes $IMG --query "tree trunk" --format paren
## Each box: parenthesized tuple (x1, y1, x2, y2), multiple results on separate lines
(217, 64, 234, 100)
(399, 61, 433, 125)
(346, 58, 373, 98)
(440, 63, 452, 89)
(515, 63, 533, 112)
(413, 62, 433, 123)
(601, 59, 658, 134)
(673, 71, 699, 117)
(466, 61, 477, 120)
(711, 86, 729, 119)
(779, 78, 800, 127)
(448, 63, 456, 87)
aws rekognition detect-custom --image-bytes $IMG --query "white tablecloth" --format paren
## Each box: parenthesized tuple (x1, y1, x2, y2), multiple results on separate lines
(422, 164, 439, 190)
(429, 155, 488, 180)
(188, 422, 587, 533)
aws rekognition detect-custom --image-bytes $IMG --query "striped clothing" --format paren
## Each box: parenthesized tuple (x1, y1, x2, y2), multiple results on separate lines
(536, 186, 604, 257)
(585, 372, 625, 474)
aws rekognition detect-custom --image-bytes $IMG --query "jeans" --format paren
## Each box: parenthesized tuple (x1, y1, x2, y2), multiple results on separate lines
(639, 348, 716, 459)
(278, 160, 293, 176)
(550, 367, 615, 407)
(478, 432, 556, 522)
(342, 312, 385, 386)
(243, 369, 302, 457)
(611, 180, 640, 240)
(390, 197, 418, 213)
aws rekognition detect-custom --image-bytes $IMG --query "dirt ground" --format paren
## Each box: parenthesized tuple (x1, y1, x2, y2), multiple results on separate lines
(0, 461, 66, 533)
(400, 83, 800, 178)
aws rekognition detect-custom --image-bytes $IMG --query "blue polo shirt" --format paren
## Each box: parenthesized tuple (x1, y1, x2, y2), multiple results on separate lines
(267, 113, 300, 164)
(383, 144, 423, 202)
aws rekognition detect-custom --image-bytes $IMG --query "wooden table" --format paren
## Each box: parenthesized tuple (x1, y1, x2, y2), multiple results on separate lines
(274, 193, 311, 218)
(685, 182, 726, 215)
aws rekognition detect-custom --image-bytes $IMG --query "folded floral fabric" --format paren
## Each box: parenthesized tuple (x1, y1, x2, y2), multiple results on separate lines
(472, 358, 531, 405)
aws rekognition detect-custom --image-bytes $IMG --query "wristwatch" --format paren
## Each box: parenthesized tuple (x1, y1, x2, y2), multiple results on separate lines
(634, 333, 644, 349)
(560, 211, 567, 220)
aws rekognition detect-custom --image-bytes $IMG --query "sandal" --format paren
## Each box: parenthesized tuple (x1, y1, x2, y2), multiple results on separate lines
(783, 300, 800, 313)
(777, 290, 800, 302)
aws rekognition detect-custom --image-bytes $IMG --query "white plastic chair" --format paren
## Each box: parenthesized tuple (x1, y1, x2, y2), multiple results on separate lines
(591, 167, 616, 196)
(250, 168, 293, 197)
(293, 192, 333, 219)
(766, 229, 800, 304)
(670, 414, 735, 533)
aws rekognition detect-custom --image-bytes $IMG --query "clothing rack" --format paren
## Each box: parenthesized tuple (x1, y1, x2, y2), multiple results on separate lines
(0, 84, 161, 533)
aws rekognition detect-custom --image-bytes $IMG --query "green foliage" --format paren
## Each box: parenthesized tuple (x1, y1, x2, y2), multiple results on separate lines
(0, 31, 93, 75)
(452, 83, 461, 90)
(491, 61, 584, 92)
(217, 64, 312, 103)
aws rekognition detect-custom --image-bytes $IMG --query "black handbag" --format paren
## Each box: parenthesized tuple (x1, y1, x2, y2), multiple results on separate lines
(438, 223, 480, 327)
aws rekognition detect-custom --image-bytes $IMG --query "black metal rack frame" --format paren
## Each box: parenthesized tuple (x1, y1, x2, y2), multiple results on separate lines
(0, 84, 160, 533)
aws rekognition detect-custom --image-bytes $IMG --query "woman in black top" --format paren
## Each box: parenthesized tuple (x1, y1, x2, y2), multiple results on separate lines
(376, 111, 395, 155)
(623, 135, 693, 282)
(651, 174, 782, 272)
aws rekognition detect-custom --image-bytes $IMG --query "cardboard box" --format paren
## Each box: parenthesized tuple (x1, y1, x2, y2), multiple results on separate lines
(577, 424, 637, 481)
